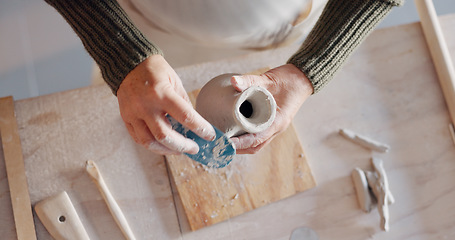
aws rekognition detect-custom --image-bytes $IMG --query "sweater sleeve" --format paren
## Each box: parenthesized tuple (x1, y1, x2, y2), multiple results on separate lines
(45, 0, 162, 94)
(287, 0, 404, 93)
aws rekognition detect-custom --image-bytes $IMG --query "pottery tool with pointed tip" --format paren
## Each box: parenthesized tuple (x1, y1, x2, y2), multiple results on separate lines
(85, 160, 136, 240)
(167, 115, 235, 168)
(34, 191, 90, 240)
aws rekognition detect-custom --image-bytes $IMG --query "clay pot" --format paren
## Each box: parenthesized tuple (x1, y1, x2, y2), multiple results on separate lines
(196, 73, 277, 138)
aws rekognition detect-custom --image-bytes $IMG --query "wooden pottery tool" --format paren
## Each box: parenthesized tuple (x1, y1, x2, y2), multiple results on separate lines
(167, 115, 235, 168)
(415, 0, 455, 139)
(34, 191, 90, 240)
(0, 96, 37, 240)
(86, 160, 136, 240)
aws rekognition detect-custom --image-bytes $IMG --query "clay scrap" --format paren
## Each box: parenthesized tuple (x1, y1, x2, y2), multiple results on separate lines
(351, 168, 374, 213)
(351, 158, 394, 232)
(339, 128, 390, 153)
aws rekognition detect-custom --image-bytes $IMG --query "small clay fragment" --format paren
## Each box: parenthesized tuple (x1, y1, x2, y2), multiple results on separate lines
(365, 171, 394, 205)
(351, 168, 374, 212)
(352, 158, 394, 232)
(339, 129, 390, 153)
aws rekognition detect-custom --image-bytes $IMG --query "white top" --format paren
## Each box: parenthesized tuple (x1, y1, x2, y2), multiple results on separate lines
(123, 0, 314, 48)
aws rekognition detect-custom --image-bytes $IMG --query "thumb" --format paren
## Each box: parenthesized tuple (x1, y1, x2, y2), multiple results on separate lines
(231, 75, 264, 92)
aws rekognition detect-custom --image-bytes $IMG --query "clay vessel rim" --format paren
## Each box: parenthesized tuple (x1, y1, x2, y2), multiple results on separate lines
(233, 86, 277, 133)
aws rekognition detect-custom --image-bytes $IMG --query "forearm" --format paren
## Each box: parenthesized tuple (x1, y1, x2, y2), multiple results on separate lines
(288, 0, 404, 93)
(45, 0, 162, 94)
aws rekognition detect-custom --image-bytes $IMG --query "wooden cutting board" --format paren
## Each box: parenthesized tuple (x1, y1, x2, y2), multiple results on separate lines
(165, 89, 316, 231)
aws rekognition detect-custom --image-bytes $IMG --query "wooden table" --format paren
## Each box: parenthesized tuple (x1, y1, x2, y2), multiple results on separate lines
(1, 15, 455, 240)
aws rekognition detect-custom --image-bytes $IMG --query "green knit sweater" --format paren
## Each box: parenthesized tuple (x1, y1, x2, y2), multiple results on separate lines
(45, 0, 403, 94)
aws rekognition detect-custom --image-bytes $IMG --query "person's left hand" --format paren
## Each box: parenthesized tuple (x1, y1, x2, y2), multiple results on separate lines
(230, 64, 313, 154)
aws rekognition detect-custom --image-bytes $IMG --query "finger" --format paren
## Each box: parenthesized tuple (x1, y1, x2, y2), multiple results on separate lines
(146, 114, 200, 154)
(231, 75, 265, 92)
(230, 131, 271, 150)
(132, 120, 179, 154)
(179, 89, 191, 103)
(166, 71, 191, 104)
(236, 138, 273, 154)
(124, 122, 138, 143)
(147, 140, 180, 155)
(173, 76, 191, 103)
(230, 135, 253, 150)
(163, 91, 216, 141)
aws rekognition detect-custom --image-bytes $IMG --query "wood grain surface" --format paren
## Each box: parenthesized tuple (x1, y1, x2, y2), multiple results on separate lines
(5, 87, 182, 240)
(0, 96, 37, 240)
(415, 0, 455, 127)
(165, 90, 316, 230)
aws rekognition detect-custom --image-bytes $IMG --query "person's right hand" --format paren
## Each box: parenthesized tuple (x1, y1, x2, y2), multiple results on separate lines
(116, 55, 216, 155)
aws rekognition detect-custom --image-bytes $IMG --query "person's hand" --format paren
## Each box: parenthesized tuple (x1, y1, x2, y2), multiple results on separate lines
(230, 64, 313, 154)
(117, 55, 216, 155)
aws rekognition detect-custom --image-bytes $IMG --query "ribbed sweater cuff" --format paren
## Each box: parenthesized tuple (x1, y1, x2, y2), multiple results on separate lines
(45, 0, 162, 94)
(287, 0, 403, 93)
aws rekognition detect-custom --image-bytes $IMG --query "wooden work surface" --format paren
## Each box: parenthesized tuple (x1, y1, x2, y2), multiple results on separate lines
(1, 15, 455, 239)
(166, 90, 315, 231)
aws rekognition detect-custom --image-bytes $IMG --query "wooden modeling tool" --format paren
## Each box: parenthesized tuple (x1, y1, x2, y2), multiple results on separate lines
(34, 191, 90, 240)
(85, 160, 136, 240)
(0, 96, 37, 240)
(415, 0, 455, 141)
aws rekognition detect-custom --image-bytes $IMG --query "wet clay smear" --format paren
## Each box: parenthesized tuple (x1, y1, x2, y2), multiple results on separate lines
(167, 115, 235, 168)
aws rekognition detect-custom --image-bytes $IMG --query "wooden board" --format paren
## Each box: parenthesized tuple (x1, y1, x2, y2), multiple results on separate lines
(165, 89, 316, 230)
(0, 96, 37, 240)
